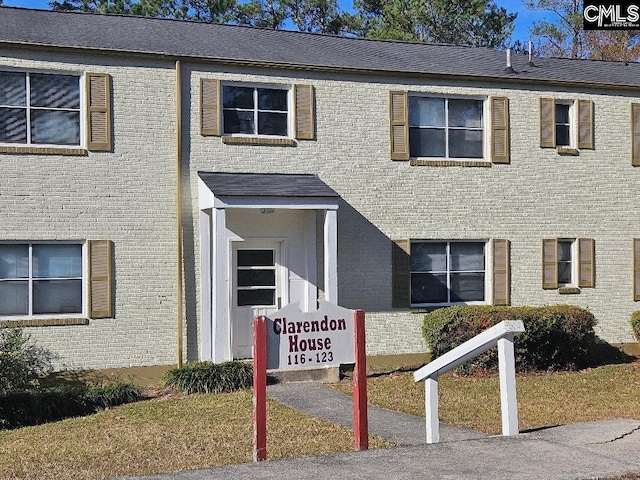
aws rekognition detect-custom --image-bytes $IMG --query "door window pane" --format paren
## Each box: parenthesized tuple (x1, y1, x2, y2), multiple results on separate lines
(237, 269, 276, 287)
(237, 289, 275, 307)
(237, 250, 274, 267)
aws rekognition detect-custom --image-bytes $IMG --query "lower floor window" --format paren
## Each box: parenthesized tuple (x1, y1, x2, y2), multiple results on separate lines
(0, 243, 83, 316)
(411, 241, 486, 305)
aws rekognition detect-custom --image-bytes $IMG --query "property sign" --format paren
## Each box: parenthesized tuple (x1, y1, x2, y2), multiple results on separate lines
(266, 300, 355, 370)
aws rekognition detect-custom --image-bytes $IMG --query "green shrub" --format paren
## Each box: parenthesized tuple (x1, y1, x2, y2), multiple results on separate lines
(0, 327, 56, 395)
(163, 361, 253, 394)
(631, 311, 640, 342)
(0, 382, 142, 429)
(423, 305, 598, 373)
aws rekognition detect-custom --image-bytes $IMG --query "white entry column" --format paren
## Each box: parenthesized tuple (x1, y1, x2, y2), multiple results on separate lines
(324, 208, 338, 303)
(211, 207, 231, 362)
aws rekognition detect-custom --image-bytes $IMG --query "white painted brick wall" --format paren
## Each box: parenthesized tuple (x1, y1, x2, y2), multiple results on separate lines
(2, 49, 639, 369)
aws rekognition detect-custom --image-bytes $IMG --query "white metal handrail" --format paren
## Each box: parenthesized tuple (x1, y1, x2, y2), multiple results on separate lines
(414, 320, 526, 443)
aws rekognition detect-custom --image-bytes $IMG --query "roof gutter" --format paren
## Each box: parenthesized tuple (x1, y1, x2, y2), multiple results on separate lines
(2, 40, 640, 93)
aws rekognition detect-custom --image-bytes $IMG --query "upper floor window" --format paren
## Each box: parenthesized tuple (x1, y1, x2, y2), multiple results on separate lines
(0, 71, 81, 146)
(540, 98, 594, 150)
(222, 85, 289, 137)
(408, 96, 484, 159)
(410, 241, 486, 306)
(0, 243, 83, 317)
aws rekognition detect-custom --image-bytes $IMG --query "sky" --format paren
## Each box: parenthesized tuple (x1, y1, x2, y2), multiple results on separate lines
(0, 0, 549, 43)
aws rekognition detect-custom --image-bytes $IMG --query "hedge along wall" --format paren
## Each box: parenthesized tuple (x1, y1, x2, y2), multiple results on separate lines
(422, 305, 598, 372)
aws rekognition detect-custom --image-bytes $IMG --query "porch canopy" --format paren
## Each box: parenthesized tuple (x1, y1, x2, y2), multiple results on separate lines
(198, 172, 341, 362)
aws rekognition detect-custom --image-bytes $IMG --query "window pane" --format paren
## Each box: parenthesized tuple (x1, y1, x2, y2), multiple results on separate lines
(31, 110, 80, 145)
(33, 279, 82, 314)
(558, 262, 572, 284)
(223, 86, 254, 109)
(30, 74, 80, 109)
(555, 104, 570, 124)
(0, 244, 29, 279)
(258, 112, 287, 136)
(0, 108, 27, 143)
(558, 241, 572, 262)
(450, 242, 484, 271)
(409, 127, 445, 157)
(237, 250, 274, 267)
(223, 110, 254, 134)
(237, 289, 275, 306)
(0, 72, 26, 106)
(556, 125, 570, 146)
(411, 243, 446, 272)
(33, 244, 82, 278)
(409, 97, 444, 127)
(450, 273, 484, 302)
(449, 99, 483, 128)
(411, 273, 447, 304)
(0, 281, 28, 315)
(449, 129, 483, 158)
(237, 269, 276, 287)
(258, 88, 287, 111)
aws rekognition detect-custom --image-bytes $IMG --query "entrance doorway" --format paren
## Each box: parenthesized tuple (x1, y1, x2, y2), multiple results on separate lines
(231, 241, 286, 358)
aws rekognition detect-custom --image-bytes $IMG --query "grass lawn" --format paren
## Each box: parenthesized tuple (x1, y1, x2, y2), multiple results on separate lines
(334, 360, 640, 435)
(0, 391, 393, 480)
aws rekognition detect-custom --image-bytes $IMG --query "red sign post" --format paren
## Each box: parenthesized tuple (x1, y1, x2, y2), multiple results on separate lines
(252, 305, 368, 461)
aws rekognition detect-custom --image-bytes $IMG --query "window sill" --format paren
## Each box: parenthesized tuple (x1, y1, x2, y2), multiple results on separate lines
(558, 286, 581, 294)
(410, 159, 492, 168)
(0, 317, 89, 327)
(221, 136, 296, 146)
(0, 146, 87, 156)
(556, 147, 579, 156)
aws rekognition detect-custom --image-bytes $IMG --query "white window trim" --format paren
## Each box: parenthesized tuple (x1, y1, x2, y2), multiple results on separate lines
(557, 238, 578, 287)
(0, 69, 84, 149)
(408, 94, 487, 161)
(221, 82, 292, 139)
(0, 241, 87, 320)
(555, 100, 575, 148)
(410, 240, 488, 307)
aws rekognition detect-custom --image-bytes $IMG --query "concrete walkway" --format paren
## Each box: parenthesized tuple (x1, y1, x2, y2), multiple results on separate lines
(120, 382, 640, 480)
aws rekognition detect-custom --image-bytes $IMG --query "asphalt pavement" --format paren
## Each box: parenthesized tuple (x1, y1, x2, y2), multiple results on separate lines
(120, 382, 640, 480)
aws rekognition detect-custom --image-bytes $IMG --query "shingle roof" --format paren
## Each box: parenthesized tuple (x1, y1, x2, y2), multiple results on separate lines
(1, 6, 640, 89)
(198, 172, 340, 197)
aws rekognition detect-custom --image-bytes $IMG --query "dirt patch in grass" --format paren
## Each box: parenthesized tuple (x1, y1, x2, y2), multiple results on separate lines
(0, 390, 393, 480)
(333, 361, 640, 435)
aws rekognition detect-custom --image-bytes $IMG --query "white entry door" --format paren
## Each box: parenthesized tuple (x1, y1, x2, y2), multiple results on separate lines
(231, 241, 286, 359)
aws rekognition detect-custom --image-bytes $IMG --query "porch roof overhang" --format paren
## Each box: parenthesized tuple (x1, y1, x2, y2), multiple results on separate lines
(198, 172, 340, 210)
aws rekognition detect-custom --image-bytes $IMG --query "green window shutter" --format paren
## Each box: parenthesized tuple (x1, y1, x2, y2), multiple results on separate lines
(578, 100, 594, 149)
(634, 239, 640, 300)
(540, 97, 555, 148)
(89, 240, 113, 318)
(201, 78, 221, 136)
(85, 73, 112, 151)
(389, 91, 409, 161)
(294, 84, 315, 140)
(492, 239, 510, 305)
(542, 238, 558, 289)
(578, 238, 595, 288)
(491, 97, 510, 164)
(392, 239, 411, 308)
(632, 103, 640, 166)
